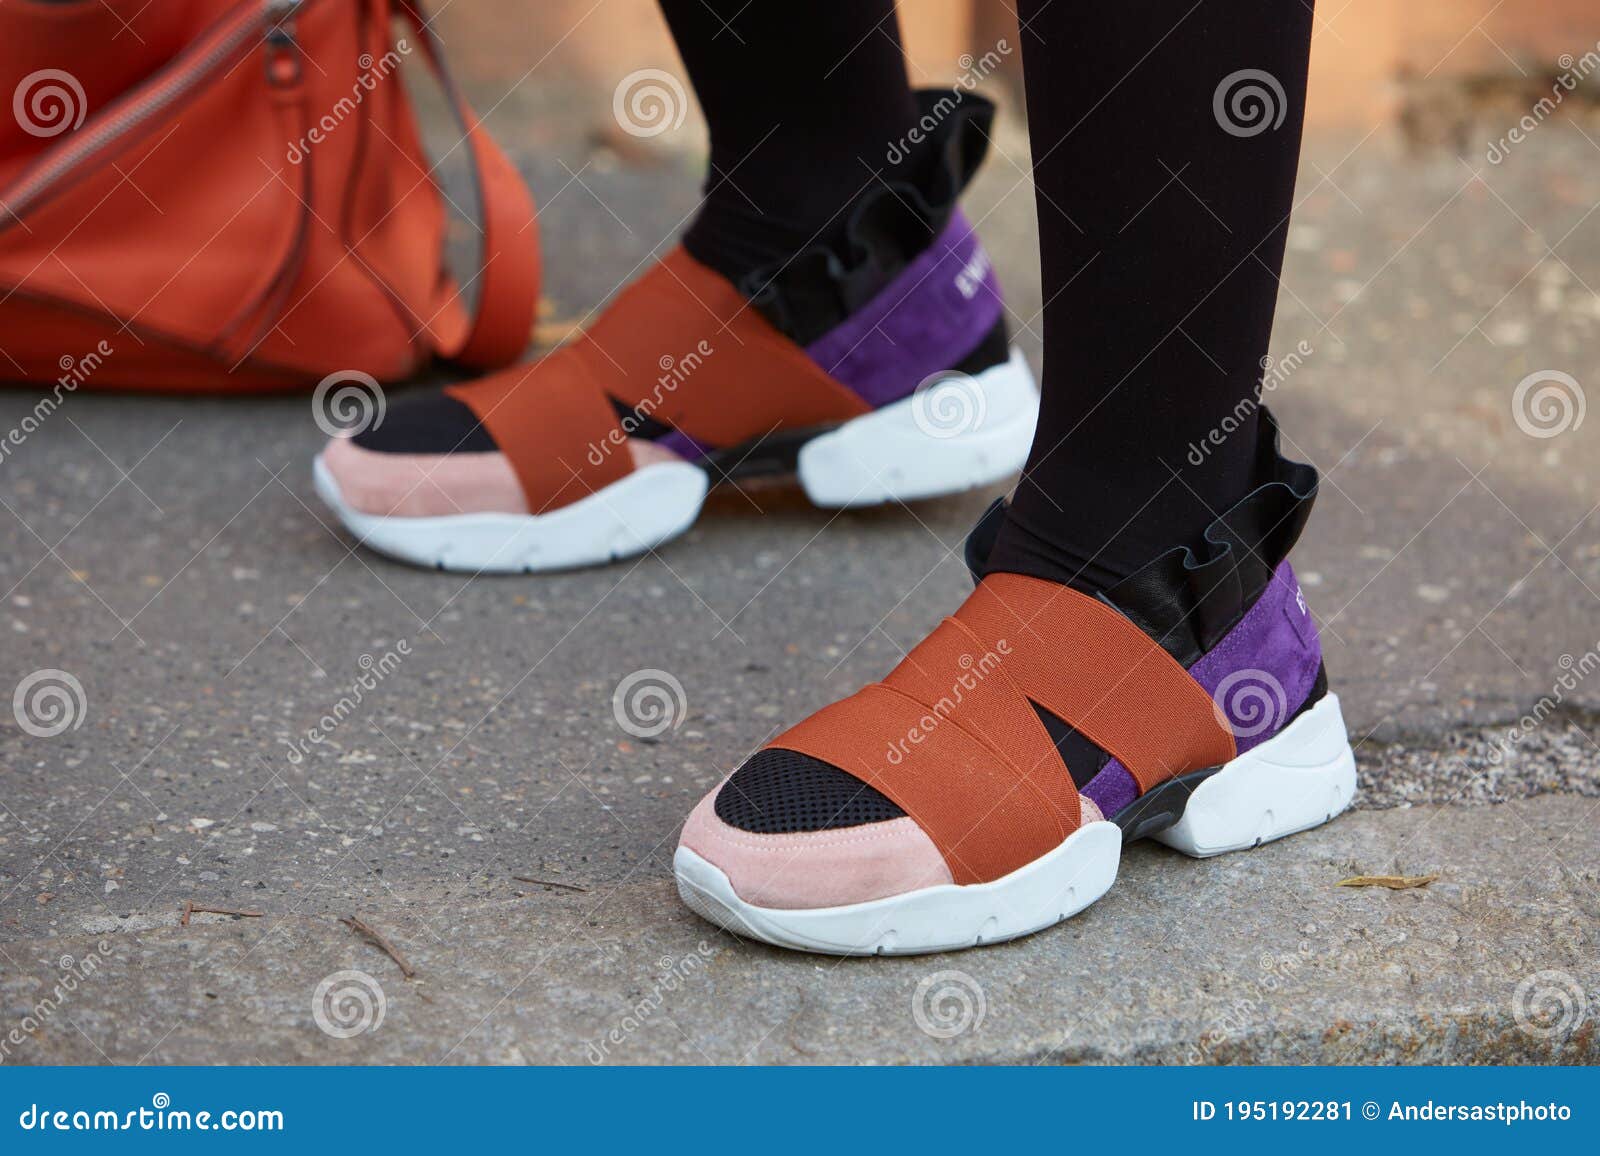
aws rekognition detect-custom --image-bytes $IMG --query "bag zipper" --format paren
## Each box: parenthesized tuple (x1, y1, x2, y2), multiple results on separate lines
(0, 0, 305, 229)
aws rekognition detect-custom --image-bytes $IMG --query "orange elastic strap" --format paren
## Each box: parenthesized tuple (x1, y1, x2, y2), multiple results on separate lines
(446, 349, 628, 513)
(956, 573, 1235, 792)
(584, 247, 869, 446)
(766, 573, 1235, 884)
(770, 683, 1068, 886)
(881, 615, 1079, 836)
(448, 245, 871, 513)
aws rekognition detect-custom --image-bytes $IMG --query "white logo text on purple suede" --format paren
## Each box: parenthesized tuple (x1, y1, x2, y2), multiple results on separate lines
(954, 247, 992, 300)
(1284, 579, 1316, 649)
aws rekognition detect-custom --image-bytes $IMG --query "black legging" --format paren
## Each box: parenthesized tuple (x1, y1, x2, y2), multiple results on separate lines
(989, 0, 1314, 588)
(660, 0, 919, 285)
(662, 0, 1314, 587)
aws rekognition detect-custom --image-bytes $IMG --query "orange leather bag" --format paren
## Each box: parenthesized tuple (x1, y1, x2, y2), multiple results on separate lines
(0, 0, 538, 391)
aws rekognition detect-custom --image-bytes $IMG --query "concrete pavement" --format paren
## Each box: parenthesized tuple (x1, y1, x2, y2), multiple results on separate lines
(1, 113, 1598, 1064)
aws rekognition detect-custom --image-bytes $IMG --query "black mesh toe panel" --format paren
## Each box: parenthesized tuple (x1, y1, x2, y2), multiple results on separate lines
(353, 392, 497, 454)
(714, 749, 906, 834)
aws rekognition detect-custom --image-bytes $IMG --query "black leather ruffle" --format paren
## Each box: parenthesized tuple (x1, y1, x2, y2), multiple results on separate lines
(966, 407, 1319, 667)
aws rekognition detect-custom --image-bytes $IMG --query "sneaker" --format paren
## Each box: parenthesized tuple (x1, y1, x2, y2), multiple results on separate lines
(674, 410, 1357, 954)
(313, 92, 1037, 573)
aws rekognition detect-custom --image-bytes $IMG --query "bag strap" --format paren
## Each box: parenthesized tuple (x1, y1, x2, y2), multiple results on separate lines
(399, 2, 538, 370)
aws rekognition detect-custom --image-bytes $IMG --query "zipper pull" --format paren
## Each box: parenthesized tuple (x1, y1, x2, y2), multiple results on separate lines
(265, 0, 304, 87)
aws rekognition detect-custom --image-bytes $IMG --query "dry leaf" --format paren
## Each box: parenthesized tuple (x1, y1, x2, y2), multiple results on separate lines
(1337, 873, 1439, 890)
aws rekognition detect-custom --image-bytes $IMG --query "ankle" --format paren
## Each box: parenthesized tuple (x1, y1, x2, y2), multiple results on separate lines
(983, 508, 1150, 595)
(683, 149, 930, 289)
(971, 409, 1321, 666)
(681, 195, 834, 289)
(685, 89, 995, 314)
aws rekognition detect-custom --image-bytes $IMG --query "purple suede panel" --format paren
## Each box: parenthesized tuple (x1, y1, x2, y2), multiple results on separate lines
(1082, 561, 1324, 819)
(1188, 561, 1323, 755)
(660, 213, 1001, 461)
(656, 429, 711, 461)
(1080, 763, 1139, 819)
(803, 210, 1004, 409)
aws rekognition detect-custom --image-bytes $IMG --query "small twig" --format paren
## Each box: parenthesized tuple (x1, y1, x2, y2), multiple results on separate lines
(512, 875, 587, 893)
(182, 901, 263, 925)
(340, 915, 416, 978)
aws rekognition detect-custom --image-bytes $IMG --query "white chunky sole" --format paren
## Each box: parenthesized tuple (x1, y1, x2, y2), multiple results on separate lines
(315, 349, 1038, 573)
(676, 822, 1121, 957)
(1154, 690, 1357, 857)
(313, 455, 709, 574)
(798, 347, 1039, 507)
(674, 692, 1356, 956)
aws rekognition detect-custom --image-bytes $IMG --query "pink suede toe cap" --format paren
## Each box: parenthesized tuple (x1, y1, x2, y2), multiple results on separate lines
(679, 786, 953, 910)
(320, 435, 686, 518)
(319, 436, 528, 517)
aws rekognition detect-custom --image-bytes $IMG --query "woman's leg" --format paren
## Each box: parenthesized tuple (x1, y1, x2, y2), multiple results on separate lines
(989, 0, 1315, 591)
(676, 2, 1348, 956)
(659, 0, 919, 282)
